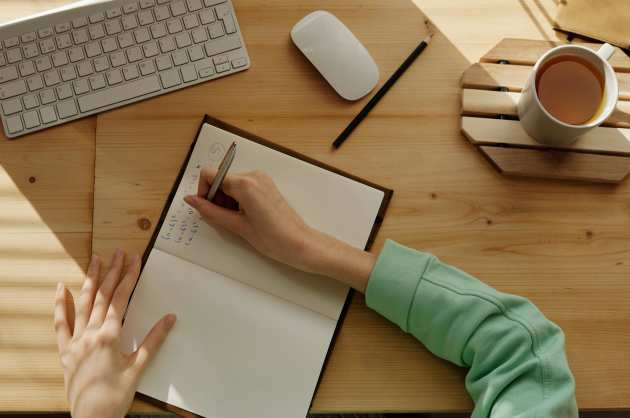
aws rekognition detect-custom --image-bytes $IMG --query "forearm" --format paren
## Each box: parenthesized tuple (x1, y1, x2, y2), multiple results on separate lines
(302, 228, 376, 293)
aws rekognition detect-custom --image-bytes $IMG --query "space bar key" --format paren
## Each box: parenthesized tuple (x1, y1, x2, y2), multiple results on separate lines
(78, 76, 162, 113)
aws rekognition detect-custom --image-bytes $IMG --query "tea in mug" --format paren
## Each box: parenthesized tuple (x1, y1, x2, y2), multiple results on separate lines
(535, 55, 604, 125)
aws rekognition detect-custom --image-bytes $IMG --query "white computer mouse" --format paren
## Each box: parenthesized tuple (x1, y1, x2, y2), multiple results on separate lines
(290, 11, 379, 101)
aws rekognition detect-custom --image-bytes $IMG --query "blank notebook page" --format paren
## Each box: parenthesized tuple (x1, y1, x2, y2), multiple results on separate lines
(121, 122, 386, 418)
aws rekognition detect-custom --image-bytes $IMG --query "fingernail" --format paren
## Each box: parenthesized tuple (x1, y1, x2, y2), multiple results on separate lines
(56, 282, 62, 292)
(115, 248, 124, 258)
(131, 254, 140, 264)
(165, 314, 177, 329)
(90, 254, 99, 264)
(184, 195, 195, 205)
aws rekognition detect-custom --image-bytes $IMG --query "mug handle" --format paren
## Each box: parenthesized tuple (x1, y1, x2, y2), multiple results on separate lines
(597, 43, 615, 61)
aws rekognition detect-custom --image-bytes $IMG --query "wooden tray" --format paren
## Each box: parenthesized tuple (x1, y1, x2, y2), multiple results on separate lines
(461, 38, 630, 183)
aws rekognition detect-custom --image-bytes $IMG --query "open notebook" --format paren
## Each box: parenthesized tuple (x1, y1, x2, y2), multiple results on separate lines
(120, 116, 392, 418)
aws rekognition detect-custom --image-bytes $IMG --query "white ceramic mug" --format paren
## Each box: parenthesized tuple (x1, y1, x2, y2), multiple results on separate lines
(517, 43, 618, 146)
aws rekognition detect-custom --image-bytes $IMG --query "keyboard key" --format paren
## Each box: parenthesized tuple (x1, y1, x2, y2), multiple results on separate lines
(231, 56, 247, 68)
(167, 18, 184, 34)
(160, 68, 181, 88)
(172, 50, 189, 66)
(0, 66, 18, 83)
(5, 114, 23, 134)
(207, 21, 224, 39)
(102, 37, 119, 53)
(171, 1, 187, 16)
(78, 75, 161, 112)
(106, 20, 123, 36)
(44, 70, 61, 86)
(68, 47, 85, 63)
(56, 83, 74, 100)
(85, 41, 103, 58)
(0, 53, 5, 66)
(73, 28, 90, 44)
(110, 51, 127, 67)
(6, 48, 22, 63)
(123, 3, 139, 14)
(159, 37, 176, 53)
(151, 22, 168, 38)
(223, 14, 236, 34)
(40, 89, 56, 104)
(23, 44, 40, 59)
(73, 16, 89, 28)
(22, 94, 39, 109)
(27, 75, 44, 91)
(55, 34, 73, 49)
(204, 0, 224, 6)
(60, 65, 78, 81)
(77, 61, 94, 77)
(73, 78, 90, 95)
(156, 55, 172, 70)
(94, 56, 110, 72)
(123, 65, 140, 80)
(106, 7, 122, 19)
(21, 32, 37, 43)
(35, 56, 52, 72)
(40, 106, 57, 123)
(52, 51, 69, 67)
(127, 46, 143, 62)
(212, 55, 227, 65)
(134, 28, 151, 43)
(39, 27, 54, 38)
(191, 27, 207, 43)
(187, 0, 203, 11)
(183, 14, 199, 29)
(89, 73, 107, 90)
(188, 45, 204, 61)
(89, 12, 105, 24)
(155, 5, 171, 21)
(106, 69, 123, 85)
(2, 98, 22, 115)
(4, 37, 19, 48)
(140, 0, 156, 8)
(139, 59, 156, 75)
(57, 99, 78, 118)
(215, 4, 230, 18)
(199, 9, 215, 25)
(40, 39, 56, 54)
(55, 22, 72, 33)
(198, 65, 215, 78)
(181, 64, 197, 82)
(215, 61, 230, 72)
(19, 61, 36, 77)
(204, 35, 240, 57)
(122, 15, 139, 31)
(120, 33, 136, 49)
(138, 10, 155, 26)
(0, 79, 27, 99)
(143, 41, 160, 57)
(176, 31, 193, 47)
(23, 110, 41, 129)
(89, 23, 106, 40)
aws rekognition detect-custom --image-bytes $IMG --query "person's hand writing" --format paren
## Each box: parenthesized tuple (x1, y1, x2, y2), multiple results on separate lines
(54, 250, 176, 418)
(184, 169, 375, 291)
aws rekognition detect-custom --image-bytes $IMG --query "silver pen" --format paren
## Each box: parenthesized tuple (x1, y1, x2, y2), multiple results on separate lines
(206, 142, 237, 202)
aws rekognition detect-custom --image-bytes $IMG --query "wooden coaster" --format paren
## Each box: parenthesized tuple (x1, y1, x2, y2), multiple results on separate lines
(461, 38, 630, 183)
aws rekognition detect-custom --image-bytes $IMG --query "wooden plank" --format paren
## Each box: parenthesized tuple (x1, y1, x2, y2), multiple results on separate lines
(462, 89, 630, 128)
(480, 38, 630, 71)
(462, 116, 630, 155)
(462, 63, 630, 100)
(480, 146, 630, 182)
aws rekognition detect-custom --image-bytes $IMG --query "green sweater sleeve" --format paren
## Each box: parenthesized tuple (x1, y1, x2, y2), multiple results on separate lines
(366, 240, 578, 418)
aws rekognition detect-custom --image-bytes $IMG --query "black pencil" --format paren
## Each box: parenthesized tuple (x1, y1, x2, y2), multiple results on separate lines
(332, 33, 433, 149)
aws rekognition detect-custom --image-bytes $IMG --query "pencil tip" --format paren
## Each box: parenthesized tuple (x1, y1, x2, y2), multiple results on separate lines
(424, 33, 434, 44)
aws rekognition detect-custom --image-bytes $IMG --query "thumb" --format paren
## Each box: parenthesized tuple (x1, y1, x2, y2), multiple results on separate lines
(184, 195, 244, 235)
(132, 313, 176, 374)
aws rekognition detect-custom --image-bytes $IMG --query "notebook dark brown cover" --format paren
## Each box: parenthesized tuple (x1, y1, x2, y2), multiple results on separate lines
(134, 115, 393, 418)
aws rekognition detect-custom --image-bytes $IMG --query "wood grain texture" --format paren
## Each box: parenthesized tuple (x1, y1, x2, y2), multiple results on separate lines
(480, 146, 630, 183)
(5, 0, 630, 414)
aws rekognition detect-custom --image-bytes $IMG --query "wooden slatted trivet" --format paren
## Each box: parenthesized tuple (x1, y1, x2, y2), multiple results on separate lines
(461, 38, 630, 183)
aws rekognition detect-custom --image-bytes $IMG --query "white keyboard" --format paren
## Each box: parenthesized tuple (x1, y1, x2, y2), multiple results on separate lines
(0, 0, 250, 139)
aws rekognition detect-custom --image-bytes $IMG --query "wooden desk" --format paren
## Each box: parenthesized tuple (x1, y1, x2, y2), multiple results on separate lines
(1, 0, 629, 414)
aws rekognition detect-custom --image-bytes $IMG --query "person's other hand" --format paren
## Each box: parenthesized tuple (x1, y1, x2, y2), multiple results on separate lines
(184, 169, 376, 291)
(54, 250, 176, 418)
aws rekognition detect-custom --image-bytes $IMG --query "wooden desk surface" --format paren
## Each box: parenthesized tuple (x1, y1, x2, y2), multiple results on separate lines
(1, 0, 629, 414)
